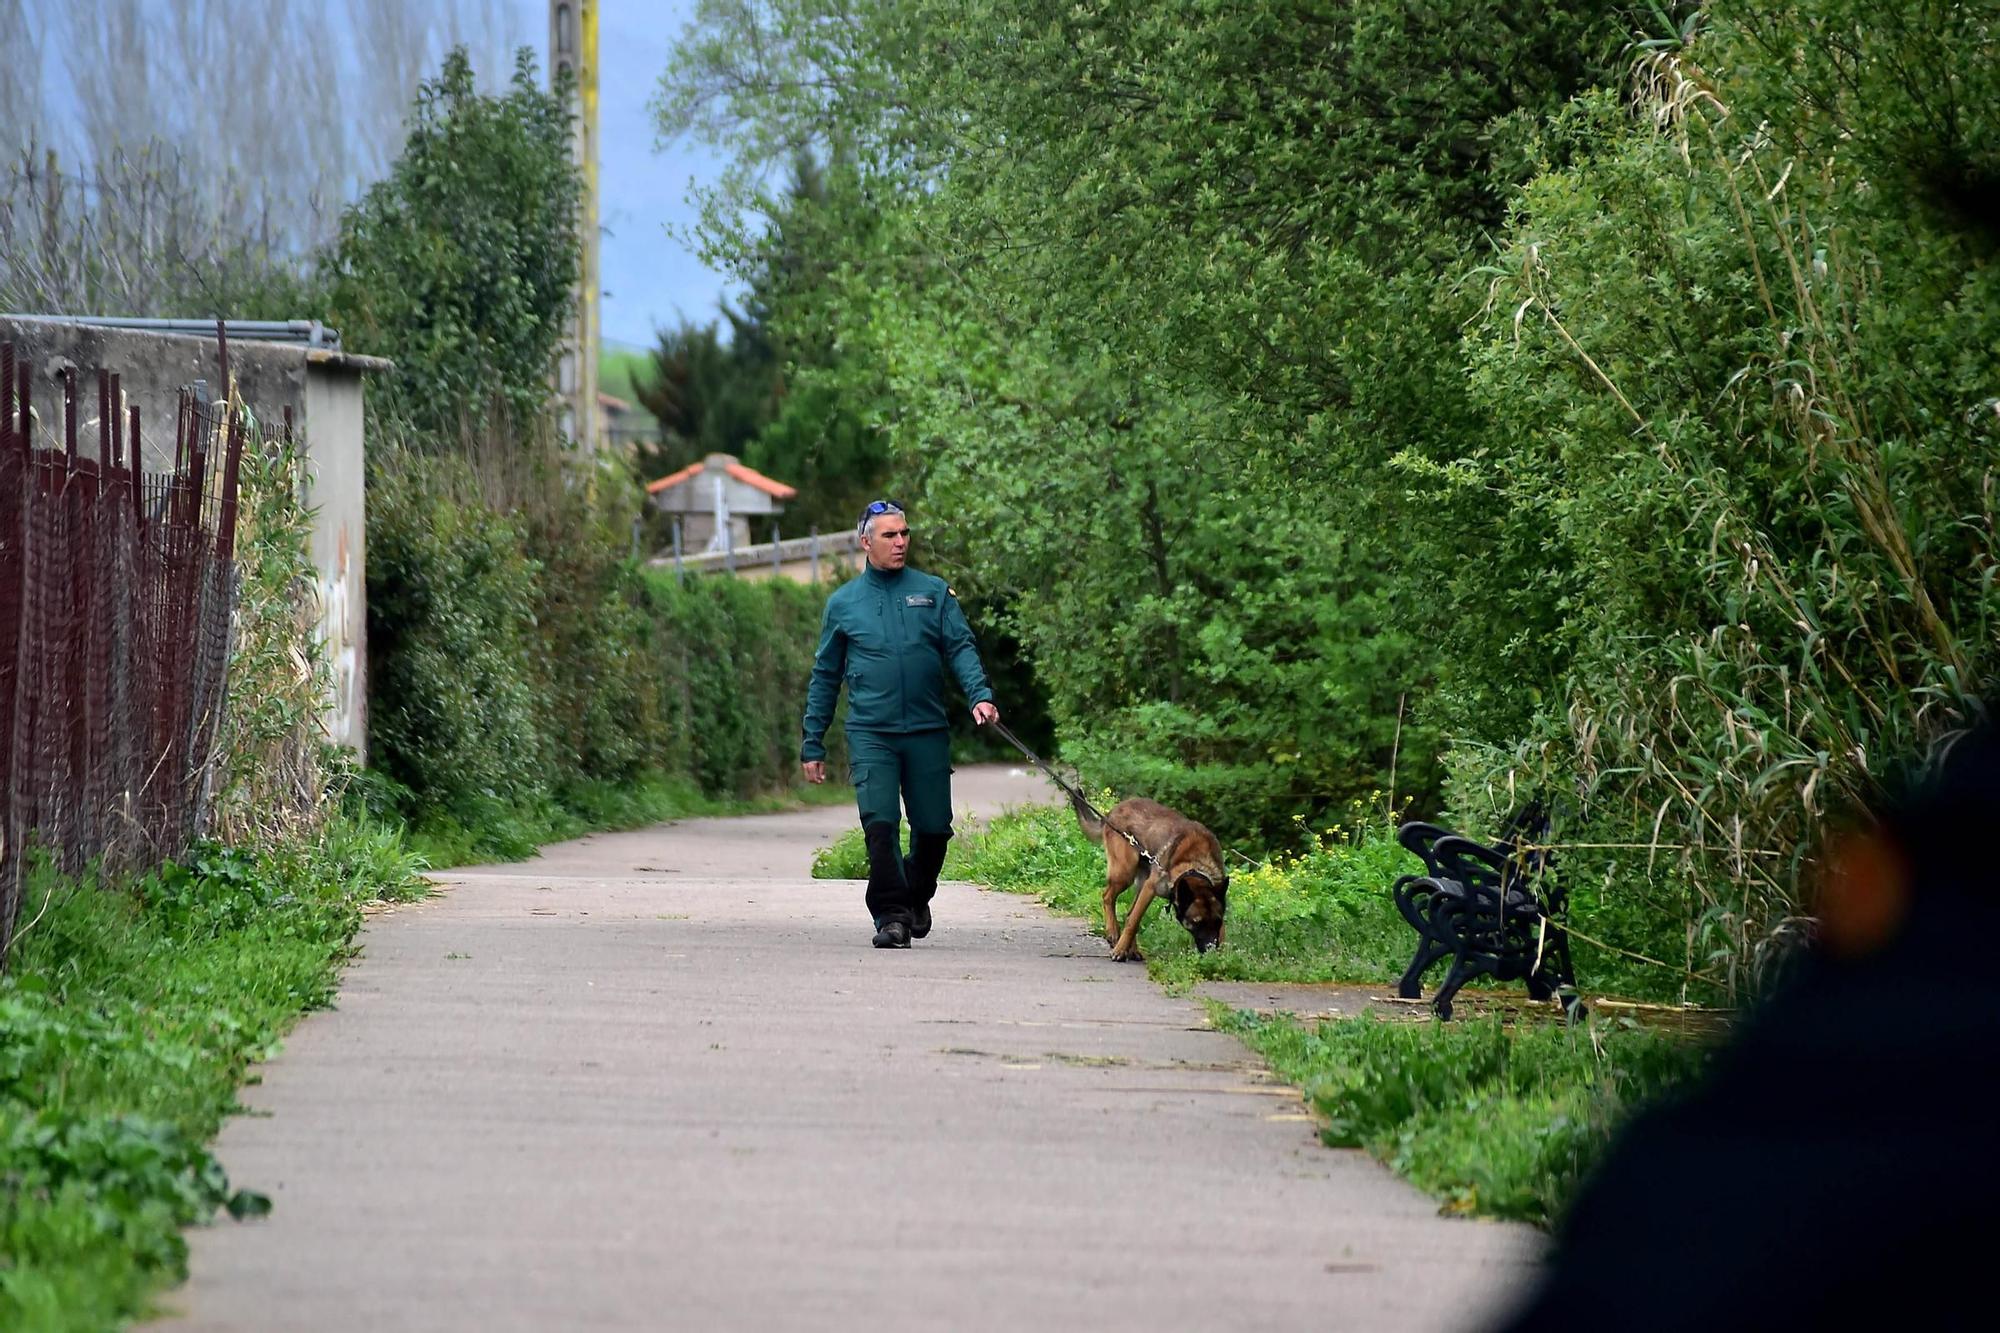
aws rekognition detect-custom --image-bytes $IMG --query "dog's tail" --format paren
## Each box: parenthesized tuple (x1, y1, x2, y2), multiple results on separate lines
(1069, 787, 1106, 842)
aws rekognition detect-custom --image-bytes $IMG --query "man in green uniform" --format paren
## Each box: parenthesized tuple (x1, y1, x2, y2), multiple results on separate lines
(801, 500, 999, 948)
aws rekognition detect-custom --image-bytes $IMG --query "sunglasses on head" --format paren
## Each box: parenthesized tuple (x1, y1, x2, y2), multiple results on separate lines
(859, 499, 909, 538)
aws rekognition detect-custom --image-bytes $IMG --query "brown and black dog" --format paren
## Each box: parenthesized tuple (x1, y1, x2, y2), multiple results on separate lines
(1072, 793, 1229, 961)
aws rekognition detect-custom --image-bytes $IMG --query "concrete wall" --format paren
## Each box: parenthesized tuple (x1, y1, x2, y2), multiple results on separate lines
(2, 317, 301, 469)
(725, 550, 864, 584)
(677, 512, 753, 553)
(0, 317, 378, 756)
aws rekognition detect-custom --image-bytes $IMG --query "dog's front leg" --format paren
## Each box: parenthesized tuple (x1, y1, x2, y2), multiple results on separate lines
(1101, 878, 1125, 945)
(1108, 877, 1159, 962)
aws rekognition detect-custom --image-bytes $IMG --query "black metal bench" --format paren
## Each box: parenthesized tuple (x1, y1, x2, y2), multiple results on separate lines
(1391, 804, 1580, 1020)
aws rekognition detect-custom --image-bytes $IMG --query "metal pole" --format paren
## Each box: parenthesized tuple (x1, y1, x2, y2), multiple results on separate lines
(771, 524, 782, 575)
(810, 526, 819, 583)
(672, 517, 684, 584)
(724, 516, 735, 575)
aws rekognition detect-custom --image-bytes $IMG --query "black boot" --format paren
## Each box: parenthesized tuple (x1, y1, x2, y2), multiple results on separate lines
(863, 821, 913, 947)
(904, 829, 953, 939)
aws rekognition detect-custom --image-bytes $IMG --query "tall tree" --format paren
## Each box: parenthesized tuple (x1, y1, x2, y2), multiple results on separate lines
(327, 48, 580, 438)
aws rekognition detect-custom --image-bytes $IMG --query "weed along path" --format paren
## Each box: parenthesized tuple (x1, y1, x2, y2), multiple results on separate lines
(163, 765, 1539, 1332)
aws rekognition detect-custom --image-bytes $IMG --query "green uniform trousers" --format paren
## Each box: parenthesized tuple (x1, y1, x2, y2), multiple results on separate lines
(848, 728, 953, 834)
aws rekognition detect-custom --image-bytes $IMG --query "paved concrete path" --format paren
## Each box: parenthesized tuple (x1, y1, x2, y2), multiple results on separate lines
(163, 766, 1539, 1331)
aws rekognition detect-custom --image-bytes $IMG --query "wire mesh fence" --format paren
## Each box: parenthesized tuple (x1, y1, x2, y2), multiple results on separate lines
(0, 331, 250, 963)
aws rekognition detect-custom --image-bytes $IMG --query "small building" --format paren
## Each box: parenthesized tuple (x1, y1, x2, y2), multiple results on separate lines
(646, 452, 797, 552)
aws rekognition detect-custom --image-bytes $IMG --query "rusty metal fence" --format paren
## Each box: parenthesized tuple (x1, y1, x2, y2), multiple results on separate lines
(0, 333, 248, 963)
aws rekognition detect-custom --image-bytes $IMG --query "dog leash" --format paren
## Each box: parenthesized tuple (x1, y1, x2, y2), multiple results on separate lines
(985, 717, 1270, 875)
(986, 718, 1152, 866)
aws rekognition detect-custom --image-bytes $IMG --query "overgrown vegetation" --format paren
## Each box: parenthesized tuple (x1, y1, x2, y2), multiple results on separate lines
(0, 315, 432, 1329)
(208, 424, 335, 849)
(308, 47, 847, 864)
(0, 825, 426, 1331)
(662, 0, 1999, 999)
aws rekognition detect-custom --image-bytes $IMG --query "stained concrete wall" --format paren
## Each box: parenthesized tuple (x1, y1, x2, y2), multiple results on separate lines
(0, 317, 379, 757)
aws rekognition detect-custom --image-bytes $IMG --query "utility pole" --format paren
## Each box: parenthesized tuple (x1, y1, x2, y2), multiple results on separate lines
(550, 0, 599, 452)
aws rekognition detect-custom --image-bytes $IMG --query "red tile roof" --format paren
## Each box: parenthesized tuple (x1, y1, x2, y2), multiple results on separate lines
(725, 461, 798, 499)
(644, 456, 798, 500)
(644, 460, 703, 494)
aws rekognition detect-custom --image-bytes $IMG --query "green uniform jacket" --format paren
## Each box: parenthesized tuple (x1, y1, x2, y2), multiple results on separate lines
(801, 564, 994, 762)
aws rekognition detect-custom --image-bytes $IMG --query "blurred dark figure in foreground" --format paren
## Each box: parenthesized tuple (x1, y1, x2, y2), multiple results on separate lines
(1494, 723, 2000, 1332)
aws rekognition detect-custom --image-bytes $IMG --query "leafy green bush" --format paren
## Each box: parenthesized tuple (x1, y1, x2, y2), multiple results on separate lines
(364, 451, 548, 820)
(1221, 1009, 1710, 1225)
(528, 515, 661, 788)
(0, 827, 424, 1330)
(327, 47, 580, 436)
(640, 570, 841, 798)
(320, 37, 848, 861)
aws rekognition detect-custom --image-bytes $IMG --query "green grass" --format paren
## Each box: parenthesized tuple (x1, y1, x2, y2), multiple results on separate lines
(364, 770, 853, 870)
(1217, 1007, 1709, 1225)
(0, 821, 427, 1331)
